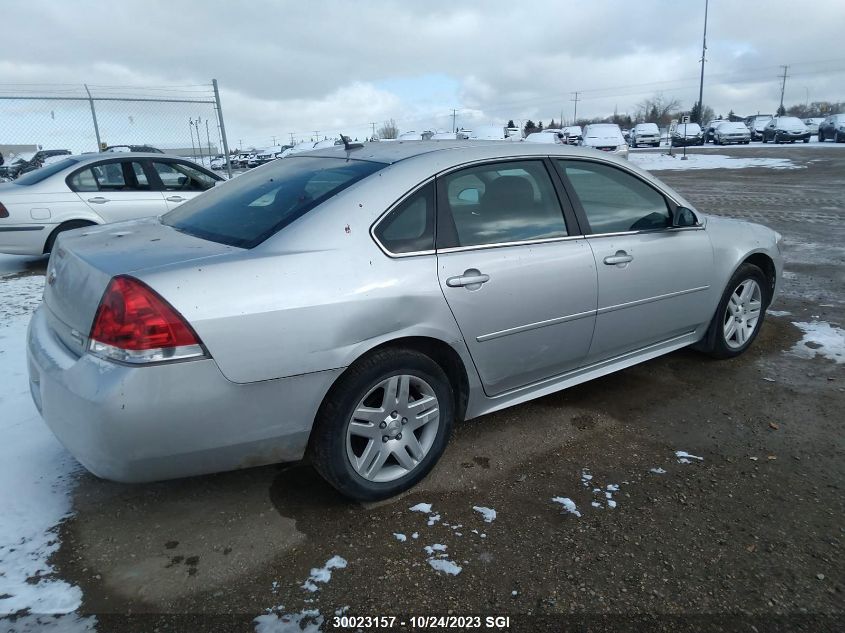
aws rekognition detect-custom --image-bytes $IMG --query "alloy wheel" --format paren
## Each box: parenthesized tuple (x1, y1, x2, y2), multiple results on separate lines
(723, 279, 763, 349)
(345, 374, 440, 483)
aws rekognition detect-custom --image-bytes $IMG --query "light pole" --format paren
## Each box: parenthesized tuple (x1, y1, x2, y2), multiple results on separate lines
(696, 0, 709, 125)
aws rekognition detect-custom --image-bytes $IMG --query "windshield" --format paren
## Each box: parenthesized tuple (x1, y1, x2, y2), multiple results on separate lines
(12, 157, 80, 185)
(719, 123, 747, 132)
(636, 124, 658, 132)
(677, 123, 702, 135)
(162, 156, 385, 248)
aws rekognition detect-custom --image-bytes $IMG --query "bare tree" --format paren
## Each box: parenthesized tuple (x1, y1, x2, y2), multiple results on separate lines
(377, 119, 399, 140)
(634, 93, 682, 126)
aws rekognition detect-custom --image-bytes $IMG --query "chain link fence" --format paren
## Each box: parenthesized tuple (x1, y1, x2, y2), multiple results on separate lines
(0, 81, 232, 177)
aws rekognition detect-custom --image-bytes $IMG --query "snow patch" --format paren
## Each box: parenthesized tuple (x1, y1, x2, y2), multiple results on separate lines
(650, 467, 667, 474)
(675, 451, 704, 463)
(630, 152, 800, 171)
(427, 558, 462, 575)
(301, 555, 347, 592)
(0, 275, 89, 617)
(767, 310, 792, 317)
(255, 608, 323, 633)
(552, 497, 581, 517)
(409, 502, 432, 513)
(790, 321, 845, 364)
(472, 506, 497, 523)
(393, 533, 407, 542)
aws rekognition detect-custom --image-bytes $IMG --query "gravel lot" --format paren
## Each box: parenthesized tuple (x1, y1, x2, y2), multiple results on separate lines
(3, 145, 843, 633)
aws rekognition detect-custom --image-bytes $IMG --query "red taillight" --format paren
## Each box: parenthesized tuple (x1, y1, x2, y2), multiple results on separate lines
(89, 276, 203, 360)
(0, 202, 9, 219)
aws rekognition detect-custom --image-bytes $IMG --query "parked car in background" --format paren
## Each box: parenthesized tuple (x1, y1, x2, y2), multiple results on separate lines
(234, 152, 252, 168)
(505, 127, 522, 140)
(561, 125, 582, 144)
(469, 126, 509, 140)
(712, 121, 751, 145)
(0, 153, 222, 255)
(26, 141, 782, 500)
(397, 131, 423, 141)
(670, 122, 704, 147)
(746, 115, 773, 141)
(803, 118, 824, 135)
(703, 119, 729, 143)
(580, 124, 629, 158)
(103, 145, 164, 154)
(0, 153, 35, 179)
(629, 123, 661, 147)
(761, 117, 810, 144)
(817, 113, 845, 142)
(210, 155, 229, 170)
(524, 131, 561, 144)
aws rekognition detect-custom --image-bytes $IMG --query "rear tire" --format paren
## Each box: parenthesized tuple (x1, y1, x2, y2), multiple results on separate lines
(309, 348, 455, 501)
(697, 263, 768, 359)
(43, 220, 95, 255)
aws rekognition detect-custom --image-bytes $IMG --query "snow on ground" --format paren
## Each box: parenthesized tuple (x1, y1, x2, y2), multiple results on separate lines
(650, 468, 667, 475)
(472, 506, 496, 523)
(790, 321, 845, 364)
(551, 497, 581, 518)
(675, 450, 704, 464)
(257, 555, 348, 631)
(409, 502, 432, 513)
(0, 274, 93, 628)
(301, 556, 348, 592)
(393, 533, 407, 542)
(767, 310, 792, 317)
(629, 152, 800, 171)
(424, 545, 461, 576)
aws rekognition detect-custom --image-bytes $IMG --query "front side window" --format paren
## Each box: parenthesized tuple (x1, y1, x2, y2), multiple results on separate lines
(374, 182, 435, 254)
(558, 160, 670, 234)
(439, 160, 567, 248)
(162, 156, 385, 248)
(152, 161, 217, 191)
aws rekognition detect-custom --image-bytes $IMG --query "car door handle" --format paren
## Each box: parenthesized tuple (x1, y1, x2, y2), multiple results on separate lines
(446, 270, 490, 288)
(603, 251, 633, 265)
(87, 196, 109, 204)
(166, 195, 187, 202)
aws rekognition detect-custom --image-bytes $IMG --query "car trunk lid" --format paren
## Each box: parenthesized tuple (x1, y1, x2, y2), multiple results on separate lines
(43, 217, 239, 353)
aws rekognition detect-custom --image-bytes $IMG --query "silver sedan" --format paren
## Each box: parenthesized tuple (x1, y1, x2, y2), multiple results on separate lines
(27, 141, 783, 500)
(0, 153, 222, 255)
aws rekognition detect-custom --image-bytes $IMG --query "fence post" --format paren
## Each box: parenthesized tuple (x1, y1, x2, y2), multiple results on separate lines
(212, 79, 233, 177)
(84, 84, 103, 151)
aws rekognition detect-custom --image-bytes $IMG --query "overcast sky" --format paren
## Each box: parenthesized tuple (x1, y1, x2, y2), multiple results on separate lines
(2, 0, 845, 150)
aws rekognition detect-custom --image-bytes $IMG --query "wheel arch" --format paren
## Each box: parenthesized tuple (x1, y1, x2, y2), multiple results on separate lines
(43, 218, 100, 254)
(322, 335, 472, 426)
(740, 251, 777, 305)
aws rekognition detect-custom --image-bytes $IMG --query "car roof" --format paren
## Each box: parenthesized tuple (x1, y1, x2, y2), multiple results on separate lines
(304, 140, 625, 169)
(64, 152, 206, 164)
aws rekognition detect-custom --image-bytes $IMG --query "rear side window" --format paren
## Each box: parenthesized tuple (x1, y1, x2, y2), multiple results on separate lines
(13, 158, 80, 186)
(162, 157, 385, 248)
(374, 182, 435, 254)
(558, 160, 670, 233)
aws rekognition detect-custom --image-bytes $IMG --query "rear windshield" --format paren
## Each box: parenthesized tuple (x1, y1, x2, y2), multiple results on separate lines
(162, 156, 385, 248)
(13, 158, 80, 185)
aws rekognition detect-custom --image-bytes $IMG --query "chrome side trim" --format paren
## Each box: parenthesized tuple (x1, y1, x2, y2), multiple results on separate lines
(437, 234, 586, 254)
(586, 226, 704, 239)
(477, 308, 596, 342)
(596, 285, 710, 315)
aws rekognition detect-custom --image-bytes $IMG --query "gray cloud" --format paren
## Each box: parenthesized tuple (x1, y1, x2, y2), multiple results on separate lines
(2, 0, 844, 146)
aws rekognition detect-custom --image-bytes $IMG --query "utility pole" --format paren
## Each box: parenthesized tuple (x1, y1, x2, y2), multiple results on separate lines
(289, 132, 295, 144)
(83, 84, 102, 151)
(696, 0, 709, 125)
(271, 135, 276, 145)
(451, 109, 457, 133)
(370, 122, 377, 139)
(778, 65, 789, 114)
(570, 92, 580, 123)
(211, 78, 233, 177)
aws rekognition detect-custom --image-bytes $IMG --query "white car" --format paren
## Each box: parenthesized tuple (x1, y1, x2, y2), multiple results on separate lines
(524, 131, 562, 144)
(0, 153, 222, 255)
(580, 124, 629, 158)
(468, 125, 509, 140)
(397, 131, 423, 141)
(561, 125, 582, 145)
(803, 117, 824, 135)
(210, 155, 229, 170)
(629, 123, 661, 147)
(713, 122, 751, 145)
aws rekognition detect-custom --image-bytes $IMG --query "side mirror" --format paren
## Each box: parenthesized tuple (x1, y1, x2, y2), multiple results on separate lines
(672, 206, 698, 228)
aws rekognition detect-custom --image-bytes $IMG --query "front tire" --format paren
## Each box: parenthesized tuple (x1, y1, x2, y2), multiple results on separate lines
(309, 348, 454, 501)
(698, 263, 768, 359)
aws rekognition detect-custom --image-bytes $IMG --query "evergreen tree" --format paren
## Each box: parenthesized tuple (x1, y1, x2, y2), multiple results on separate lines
(506, 119, 516, 128)
(523, 120, 537, 135)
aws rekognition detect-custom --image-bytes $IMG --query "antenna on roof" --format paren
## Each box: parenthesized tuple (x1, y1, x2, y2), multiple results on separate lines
(341, 134, 363, 150)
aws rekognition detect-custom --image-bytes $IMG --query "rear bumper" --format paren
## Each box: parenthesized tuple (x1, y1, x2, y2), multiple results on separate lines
(27, 305, 343, 482)
(0, 223, 53, 255)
